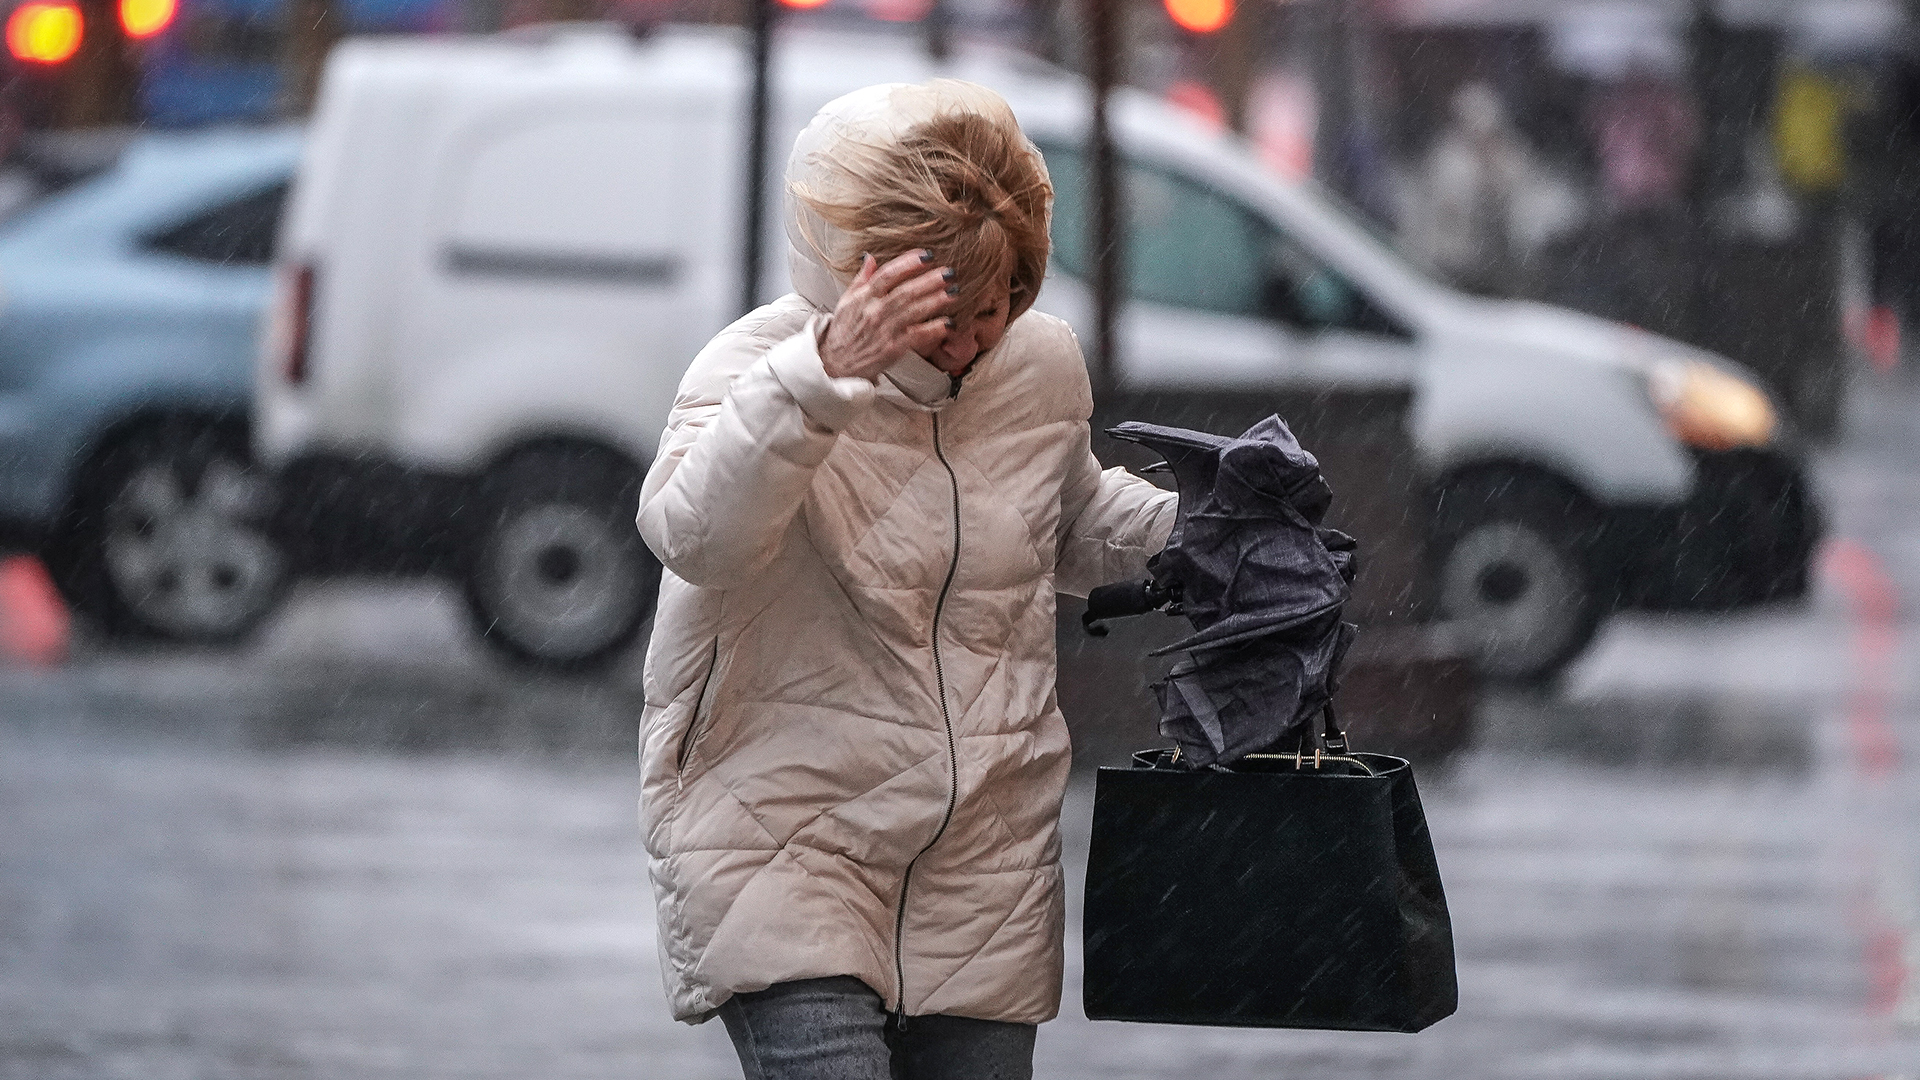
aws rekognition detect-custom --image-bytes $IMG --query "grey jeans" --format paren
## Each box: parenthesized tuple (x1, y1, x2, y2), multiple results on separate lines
(717, 976, 1036, 1080)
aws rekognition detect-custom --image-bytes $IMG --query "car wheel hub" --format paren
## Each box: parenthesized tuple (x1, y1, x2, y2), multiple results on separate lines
(1440, 522, 1586, 679)
(480, 505, 644, 658)
(1475, 561, 1530, 604)
(536, 544, 582, 585)
(103, 459, 283, 638)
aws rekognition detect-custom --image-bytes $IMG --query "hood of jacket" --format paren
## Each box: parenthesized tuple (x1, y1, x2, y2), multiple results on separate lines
(782, 79, 1050, 406)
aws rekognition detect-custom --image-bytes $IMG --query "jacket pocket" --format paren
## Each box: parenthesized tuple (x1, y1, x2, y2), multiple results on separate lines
(676, 639, 722, 774)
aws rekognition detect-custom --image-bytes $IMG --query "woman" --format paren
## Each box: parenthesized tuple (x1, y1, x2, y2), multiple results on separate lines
(636, 80, 1175, 1079)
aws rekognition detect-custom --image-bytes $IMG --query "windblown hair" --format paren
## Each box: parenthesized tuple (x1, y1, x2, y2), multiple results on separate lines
(792, 101, 1053, 324)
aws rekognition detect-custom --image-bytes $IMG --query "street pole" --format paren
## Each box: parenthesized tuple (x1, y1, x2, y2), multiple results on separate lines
(462, 0, 506, 33)
(1215, 0, 1258, 134)
(1084, 0, 1121, 398)
(1028, 0, 1064, 64)
(282, 0, 344, 117)
(1685, 0, 1738, 216)
(741, 0, 774, 317)
(1310, 0, 1356, 202)
(927, 0, 951, 63)
(58, 0, 137, 126)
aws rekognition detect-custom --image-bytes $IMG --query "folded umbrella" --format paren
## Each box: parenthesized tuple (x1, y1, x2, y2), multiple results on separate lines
(1085, 416, 1359, 768)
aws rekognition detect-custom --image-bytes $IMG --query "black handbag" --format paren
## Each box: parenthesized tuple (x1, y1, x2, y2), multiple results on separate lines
(1082, 714, 1458, 1033)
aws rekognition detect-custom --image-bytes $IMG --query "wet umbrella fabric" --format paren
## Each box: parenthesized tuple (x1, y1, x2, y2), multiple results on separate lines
(1103, 417, 1358, 768)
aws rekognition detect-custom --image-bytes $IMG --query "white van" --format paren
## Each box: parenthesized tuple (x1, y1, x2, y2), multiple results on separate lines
(258, 23, 1819, 677)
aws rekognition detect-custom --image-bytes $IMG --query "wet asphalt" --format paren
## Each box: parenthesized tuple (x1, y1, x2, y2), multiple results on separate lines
(3, 373, 1919, 1079)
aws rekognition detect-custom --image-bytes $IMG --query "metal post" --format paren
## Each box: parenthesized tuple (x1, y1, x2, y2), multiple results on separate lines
(1028, 0, 1064, 64)
(59, 0, 137, 126)
(927, 0, 951, 63)
(462, 0, 505, 33)
(1215, 0, 1258, 134)
(741, 0, 774, 317)
(1085, 0, 1121, 397)
(1309, 0, 1356, 201)
(282, 0, 344, 117)
(1686, 0, 1733, 215)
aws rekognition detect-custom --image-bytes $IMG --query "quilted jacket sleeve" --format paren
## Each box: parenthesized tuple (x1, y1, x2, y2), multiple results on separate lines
(1054, 437, 1178, 598)
(638, 312, 878, 590)
(1033, 313, 1175, 597)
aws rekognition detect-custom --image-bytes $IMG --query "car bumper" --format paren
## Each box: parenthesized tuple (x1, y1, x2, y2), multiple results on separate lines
(1605, 447, 1823, 611)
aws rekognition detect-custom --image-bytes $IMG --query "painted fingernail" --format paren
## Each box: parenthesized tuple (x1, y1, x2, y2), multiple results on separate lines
(944, 316, 955, 329)
(942, 267, 955, 281)
(860, 251, 871, 264)
(945, 284, 960, 295)
(920, 250, 936, 263)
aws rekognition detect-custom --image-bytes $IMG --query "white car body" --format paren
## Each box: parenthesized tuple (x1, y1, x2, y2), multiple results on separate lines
(259, 23, 1692, 500)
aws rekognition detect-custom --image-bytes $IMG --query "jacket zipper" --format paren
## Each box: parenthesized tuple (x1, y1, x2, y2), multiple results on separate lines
(675, 639, 722, 772)
(893, 410, 963, 1026)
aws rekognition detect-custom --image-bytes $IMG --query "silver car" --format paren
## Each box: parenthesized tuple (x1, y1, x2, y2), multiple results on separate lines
(0, 126, 300, 642)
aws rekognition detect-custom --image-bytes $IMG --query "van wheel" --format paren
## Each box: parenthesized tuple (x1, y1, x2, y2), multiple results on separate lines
(463, 448, 658, 671)
(45, 420, 287, 643)
(1433, 470, 1605, 685)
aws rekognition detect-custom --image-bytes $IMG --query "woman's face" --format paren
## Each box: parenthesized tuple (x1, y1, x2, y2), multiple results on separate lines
(923, 257, 1013, 377)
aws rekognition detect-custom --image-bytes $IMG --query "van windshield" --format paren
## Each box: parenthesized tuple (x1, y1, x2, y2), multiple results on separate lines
(1045, 144, 1269, 316)
(1291, 174, 1446, 285)
(1039, 143, 1408, 336)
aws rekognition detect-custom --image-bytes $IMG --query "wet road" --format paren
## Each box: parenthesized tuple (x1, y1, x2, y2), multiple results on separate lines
(4, 376, 1919, 1079)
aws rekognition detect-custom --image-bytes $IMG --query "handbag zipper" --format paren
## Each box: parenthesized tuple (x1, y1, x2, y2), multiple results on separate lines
(675, 639, 722, 772)
(894, 410, 963, 1027)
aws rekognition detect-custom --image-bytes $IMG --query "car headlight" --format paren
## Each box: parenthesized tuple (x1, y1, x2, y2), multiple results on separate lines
(1647, 359, 1777, 450)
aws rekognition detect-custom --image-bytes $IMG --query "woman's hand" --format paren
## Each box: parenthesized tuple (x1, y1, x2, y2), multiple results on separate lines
(820, 250, 955, 382)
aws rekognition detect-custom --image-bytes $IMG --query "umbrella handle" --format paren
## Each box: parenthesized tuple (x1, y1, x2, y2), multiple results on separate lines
(1081, 578, 1172, 636)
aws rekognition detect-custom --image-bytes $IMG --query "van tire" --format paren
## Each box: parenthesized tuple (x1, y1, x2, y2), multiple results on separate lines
(1432, 468, 1605, 685)
(45, 418, 288, 644)
(463, 447, 659, 671)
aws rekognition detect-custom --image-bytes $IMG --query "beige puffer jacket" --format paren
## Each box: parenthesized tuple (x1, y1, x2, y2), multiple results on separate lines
(636, 81, 1176, 1025)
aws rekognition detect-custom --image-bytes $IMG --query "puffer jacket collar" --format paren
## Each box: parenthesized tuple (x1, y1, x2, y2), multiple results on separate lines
(881, 354, 958, 410)
(798, 307, 972, 413)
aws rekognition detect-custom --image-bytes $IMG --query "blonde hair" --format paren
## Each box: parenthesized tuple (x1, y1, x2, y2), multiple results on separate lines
(791, 98, 1053, 324)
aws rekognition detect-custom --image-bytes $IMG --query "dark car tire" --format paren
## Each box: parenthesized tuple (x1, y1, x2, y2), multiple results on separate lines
(463, 447, 659, 672)
(1432, 469, 1606, 686)
(44, 418, 288, 644)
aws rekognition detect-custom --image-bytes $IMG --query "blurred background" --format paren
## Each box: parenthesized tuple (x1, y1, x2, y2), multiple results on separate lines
(1, 0, 1917, 1076)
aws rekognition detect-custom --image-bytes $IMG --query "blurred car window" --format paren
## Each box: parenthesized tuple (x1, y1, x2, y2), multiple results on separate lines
(1261, 231, 1408, 337)
(144, 181, 288, 266)
(0, 172, 46, 228)
(1042, 143, 1402, 335)
(1046, 143, 1267, 316)
(1129, 165, 1271, 316)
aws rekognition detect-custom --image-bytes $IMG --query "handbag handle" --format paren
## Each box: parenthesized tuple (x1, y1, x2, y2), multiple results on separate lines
(1297, 701, 1349, 756)
(1262, 702, 1369, 773)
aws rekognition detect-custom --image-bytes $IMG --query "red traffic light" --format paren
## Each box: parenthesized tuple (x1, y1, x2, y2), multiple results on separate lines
(7, 2, 83, 64)
(120, 0, 176, 38)
(1165, 0, 1232, 34)
(777, 0, 830, 8)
